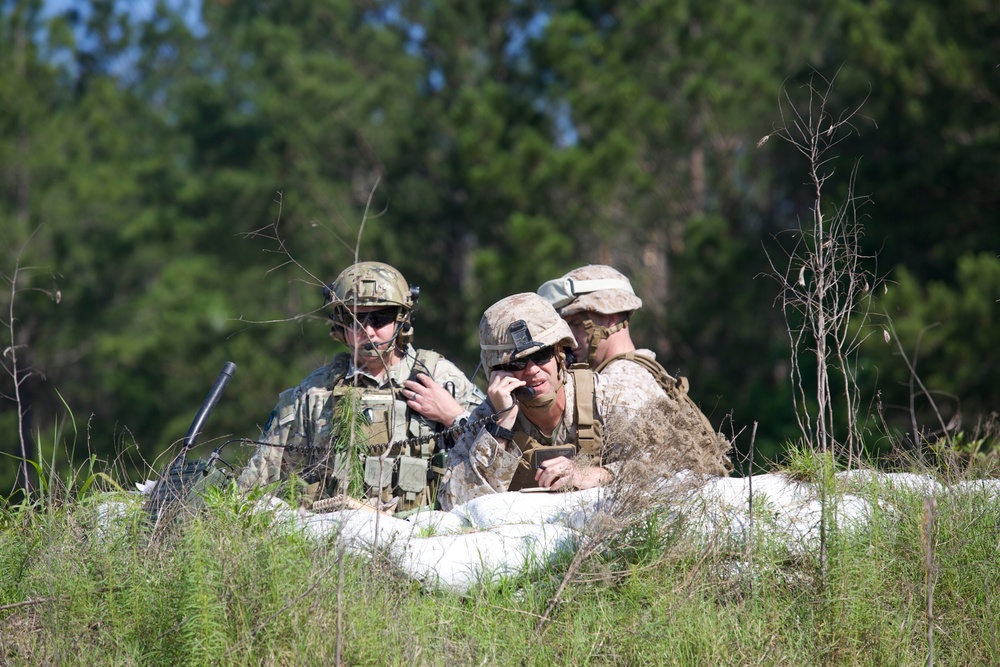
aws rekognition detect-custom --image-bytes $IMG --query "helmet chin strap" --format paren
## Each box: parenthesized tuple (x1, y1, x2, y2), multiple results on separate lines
(581, 316, 628, 366)
(520, 356, 568, 408)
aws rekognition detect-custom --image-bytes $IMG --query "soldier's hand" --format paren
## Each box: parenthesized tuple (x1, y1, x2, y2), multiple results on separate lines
(487, 370, 525, 430)
(402, 373, 464, 426)
(536, 458, 611, 491)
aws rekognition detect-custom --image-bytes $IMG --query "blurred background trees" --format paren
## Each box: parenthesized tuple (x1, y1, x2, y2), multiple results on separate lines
(1, 0, 997, 492)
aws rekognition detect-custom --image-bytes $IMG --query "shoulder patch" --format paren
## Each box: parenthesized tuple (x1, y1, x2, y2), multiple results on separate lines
(263, 409, 277, 433)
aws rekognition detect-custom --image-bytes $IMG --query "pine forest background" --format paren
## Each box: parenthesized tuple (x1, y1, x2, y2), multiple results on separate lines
(1, 0, 998, 495)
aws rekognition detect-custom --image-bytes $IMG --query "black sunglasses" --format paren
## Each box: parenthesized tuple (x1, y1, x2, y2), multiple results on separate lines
(345, 308, 399, 330)
(495, 346, 556, 373)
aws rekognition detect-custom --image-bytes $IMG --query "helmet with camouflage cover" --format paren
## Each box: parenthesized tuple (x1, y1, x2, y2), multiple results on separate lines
(324, 262, 418, 348)
(479, 293, 576, 371)
(536, 264, 642, 317)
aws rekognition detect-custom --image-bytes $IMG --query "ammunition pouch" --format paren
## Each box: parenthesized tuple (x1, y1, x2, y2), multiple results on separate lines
(361, 454, 442, 510)
(364, 455, 395, 490)
(317, 355, 453, 509)
(398, 456, 428, 497)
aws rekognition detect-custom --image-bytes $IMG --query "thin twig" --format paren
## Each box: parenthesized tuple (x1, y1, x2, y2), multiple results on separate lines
(0, 596, 62, 611)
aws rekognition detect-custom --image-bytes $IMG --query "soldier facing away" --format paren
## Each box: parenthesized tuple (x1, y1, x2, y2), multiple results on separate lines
(438, 293, 640, 511)
(238, 262, 484, 511)
(538, 264, 732, 474)
(537, 264, 662, 411)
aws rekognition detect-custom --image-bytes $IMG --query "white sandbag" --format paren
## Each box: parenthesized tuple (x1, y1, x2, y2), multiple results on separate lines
(100, 466, 1000, 596)
(298, 509, 418, 551)
(951, 478, 1000, 497)
(406, 508, 469, 535)
(397, 522, 579, 594)
(454, 487, 605, 530)
(838, 470, 943, 494)
(680, 473, 874, 551)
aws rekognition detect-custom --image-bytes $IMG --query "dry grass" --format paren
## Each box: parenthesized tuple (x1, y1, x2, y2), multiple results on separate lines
(604, 395, 733, 478)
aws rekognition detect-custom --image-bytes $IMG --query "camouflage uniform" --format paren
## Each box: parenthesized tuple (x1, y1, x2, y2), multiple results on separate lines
(538, 264, 730, 472)
(599, 348, 669, 412)
(439, 367, 639, 510)
(538, 264, 677, 412)
(238, 262, 484, 509)
(438, 292, 640, 510)
(238, 345, 482, 493)
(537, 264, 643, 367)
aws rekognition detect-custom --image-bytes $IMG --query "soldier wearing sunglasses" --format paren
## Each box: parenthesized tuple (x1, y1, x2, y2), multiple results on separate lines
(438, 293, 632, 510)
(239, 262, 484, 512)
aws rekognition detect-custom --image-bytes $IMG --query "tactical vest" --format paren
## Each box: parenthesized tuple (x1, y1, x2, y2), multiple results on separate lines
(507, 367, 604, 491)
(595, 351, 717, 436)
(306, 349, 450, 510)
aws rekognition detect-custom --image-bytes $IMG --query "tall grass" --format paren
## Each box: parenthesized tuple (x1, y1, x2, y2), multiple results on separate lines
(3, 460, 1000, 665)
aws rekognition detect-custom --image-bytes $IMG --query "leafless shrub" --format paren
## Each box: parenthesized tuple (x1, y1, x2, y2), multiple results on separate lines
(1, 232, 62, 498)
(761, 71, 882, 468)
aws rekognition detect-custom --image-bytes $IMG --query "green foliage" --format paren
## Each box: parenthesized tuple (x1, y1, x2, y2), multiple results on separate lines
(864, 252, 1000, 440)
(781, 444, 842, 484)
(175, 519, 229, 663)
(1, 0, 998, 492)
(330, 386, 367, 498)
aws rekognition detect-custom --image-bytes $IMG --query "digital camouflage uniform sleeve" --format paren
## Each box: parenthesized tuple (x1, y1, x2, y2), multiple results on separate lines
(236, 387, 297, 491)
(237, 364, 334, 492)
(437, 401, 522, 511)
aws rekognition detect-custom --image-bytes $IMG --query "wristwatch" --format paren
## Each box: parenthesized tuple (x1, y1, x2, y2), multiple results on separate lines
(484, 420, 515, 442)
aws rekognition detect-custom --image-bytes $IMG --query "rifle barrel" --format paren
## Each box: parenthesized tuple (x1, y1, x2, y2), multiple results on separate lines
(182, 361, 237, 450)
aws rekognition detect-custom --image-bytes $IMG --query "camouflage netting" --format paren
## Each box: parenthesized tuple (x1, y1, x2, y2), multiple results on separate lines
(603, 396, 733, 479)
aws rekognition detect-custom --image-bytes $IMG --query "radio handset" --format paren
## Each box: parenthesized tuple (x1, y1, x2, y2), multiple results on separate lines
(513, 386, 536, 402)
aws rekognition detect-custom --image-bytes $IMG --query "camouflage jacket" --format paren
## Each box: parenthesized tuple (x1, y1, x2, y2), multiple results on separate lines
(438, 369, 637, 510)
(238, 344, 484, 494)
(597, 349, 719, 437)
(597, 349, 670, 412)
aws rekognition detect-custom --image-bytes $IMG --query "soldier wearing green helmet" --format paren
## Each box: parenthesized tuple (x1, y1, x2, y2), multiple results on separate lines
(438, 292, 633, 510)
(238, 261, 484, 512)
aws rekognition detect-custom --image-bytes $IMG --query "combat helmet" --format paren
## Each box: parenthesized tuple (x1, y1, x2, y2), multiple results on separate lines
(479, 293, 576, 372)
(537, 265, 641, 366)
(324, 262, 418, 351)
(536, 264, 642, 317)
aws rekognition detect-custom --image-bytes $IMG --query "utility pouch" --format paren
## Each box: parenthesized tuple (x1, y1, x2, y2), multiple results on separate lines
(362, 415, 391, 453)
(507, 434, 576, 491)
(364, 456, 395, 489)
(398, 456, 429, 498)
(534, 446, 577, 470)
